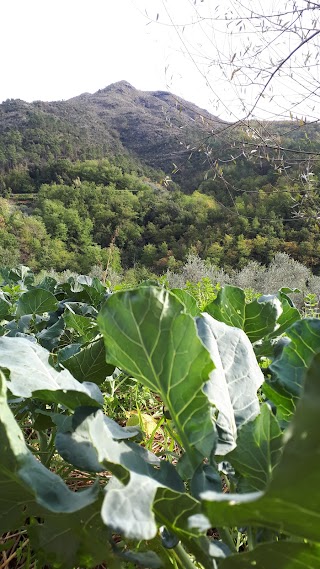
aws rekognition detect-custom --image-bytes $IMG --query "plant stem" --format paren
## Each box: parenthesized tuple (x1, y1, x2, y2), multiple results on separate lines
(217, 527, 237, 553)
(172, 543, 198, 569)
(247, 526, 255, 551)
(37, 429, 56, 468)
(37, 430, 48, 464)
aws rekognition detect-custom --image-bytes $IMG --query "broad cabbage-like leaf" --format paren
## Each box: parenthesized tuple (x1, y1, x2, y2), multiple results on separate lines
(267, 290, 301, 338)
(171, 288, 200, 316)
(225, 403, 283, 492)
(55, 407, 188, 540)
(63, 311, 98, 343)
(61, 337, 114, 384)
(16, 288, 58, 316)
(37, 317, 65, 350)
(205, 286, 300, 343)
(0, 372, 100, 529)
(114, 547, 163, 569)
(28, 499, 116, 569)
(98, 286, 216, 470)
(220, 542, 320, 569)
(0, 296, 11, 319)
(196, 352, 320, 542)
(0, 336, 103, 408)
(270, 318, 320, 399)
(262, 381, 295, 423)
(205, 286, 246, 329)
(3, 264, 34, 285)
(196, 313, 264, 454)
(77, 275, 107, 307)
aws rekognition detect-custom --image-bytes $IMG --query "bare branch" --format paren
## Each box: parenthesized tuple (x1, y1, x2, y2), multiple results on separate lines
(246, 29, 320, 118)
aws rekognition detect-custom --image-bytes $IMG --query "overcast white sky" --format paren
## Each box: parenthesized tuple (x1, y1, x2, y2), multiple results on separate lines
(1, 0, 319, 122)
(0, 1, 192, 102)
(0, 1, 162, 101)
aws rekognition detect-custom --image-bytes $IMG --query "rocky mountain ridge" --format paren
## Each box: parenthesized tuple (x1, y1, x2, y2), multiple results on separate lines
(0, 81, 224, 185)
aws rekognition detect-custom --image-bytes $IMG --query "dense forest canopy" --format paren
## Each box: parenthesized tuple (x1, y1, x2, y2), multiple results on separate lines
(0, 83, 320, 277)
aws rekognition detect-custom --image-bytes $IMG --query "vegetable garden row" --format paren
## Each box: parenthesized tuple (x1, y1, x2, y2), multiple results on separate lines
(0, 265, 320, 568)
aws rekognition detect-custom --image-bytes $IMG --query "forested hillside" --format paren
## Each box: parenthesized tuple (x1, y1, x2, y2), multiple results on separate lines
(1, 82, 320, 276)
(0, 81, 221, 189)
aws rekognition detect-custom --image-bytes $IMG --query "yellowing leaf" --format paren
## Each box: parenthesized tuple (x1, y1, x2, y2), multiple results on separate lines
(126, 411, 159, 436)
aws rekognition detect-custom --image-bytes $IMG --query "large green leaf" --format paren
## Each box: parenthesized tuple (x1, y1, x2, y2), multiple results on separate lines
(197, 352, 320, 542)
(270, 318, 320, 398)
(16, 288, 58, 316)
(36, 275, 58, 293)
(4, 314, 33, 337)
(61, 337, 114, 384)
(58, 276, 107, 308)
(28, 500, 117, 569)
(154, 487, 202, 541)
(37, 316, 66, 350)
(0, 336, 103, 408)
(0, 372, 116, 568)
(55, 406, 141, 472)
(0, 296, 11, 319)
(267, 290, 301, 339)
(64, 310, 98, 343)
(61, 300, 98, 317)
(220, 542, 320, 569)
(205, 286, 300, 344)
(55, 407, 187, 540)
(262, 381, 295, 423)
(114, 547, 163, 569)
(205, 286, 246, 329)
(77, 275, 107, 307)
(4, 265, 34, 285)
(196, 313, 264, 454)
(57, 407, 216, 567)
(154, 489, 219, 569)
(244, 296, 282, 343)
(171, 288, 200, 316)
(205, 286, 280, 342)
(0, 372, 101, 533)
(225, 403, 283, 492)
(98, 286, 216, 469)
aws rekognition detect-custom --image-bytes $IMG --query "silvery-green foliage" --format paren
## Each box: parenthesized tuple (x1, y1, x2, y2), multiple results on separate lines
(235, 253, 312, 308)
(234, 260, 267, 292)
(167, 253, 232, 288)
(263, 253, 310, 297)
(88, 264, 105, 280)
(167, 253, 313, 310)
(308, 274, 320, 296)
(33, 268, 80, 285)
(88, 265, 123, 286)
(103, 267, 123, 287)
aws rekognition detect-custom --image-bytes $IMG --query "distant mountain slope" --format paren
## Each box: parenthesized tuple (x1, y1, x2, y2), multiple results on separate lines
(0, 81, 224, 187)
(2, 83, 320, 275)
(69, 81, 223, 169)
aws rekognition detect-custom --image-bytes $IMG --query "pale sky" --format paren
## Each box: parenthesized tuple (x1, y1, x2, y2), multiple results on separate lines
(1, 0, 319, 122)
(0, 1, 168, 102)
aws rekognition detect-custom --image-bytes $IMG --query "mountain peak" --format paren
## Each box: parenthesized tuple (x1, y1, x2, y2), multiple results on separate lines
(0, 81, 223, 190)
(98, 80, 136, 94)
